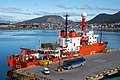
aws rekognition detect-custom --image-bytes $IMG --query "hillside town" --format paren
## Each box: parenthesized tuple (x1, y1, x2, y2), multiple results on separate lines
(0, 22, 120, 32)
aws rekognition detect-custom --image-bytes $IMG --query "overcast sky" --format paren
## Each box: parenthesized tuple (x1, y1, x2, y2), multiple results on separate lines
(0, 0, 119, 22)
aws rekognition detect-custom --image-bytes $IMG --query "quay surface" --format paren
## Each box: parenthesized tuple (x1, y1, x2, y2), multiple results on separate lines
(14, 49, 120, 80)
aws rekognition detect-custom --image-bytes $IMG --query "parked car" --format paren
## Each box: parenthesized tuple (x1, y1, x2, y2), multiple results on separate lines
(43, 67, 50, 75)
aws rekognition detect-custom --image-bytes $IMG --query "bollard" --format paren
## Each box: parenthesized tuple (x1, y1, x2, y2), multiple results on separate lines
(95, 74, 98, 78)
(56, 67, 64, 72)
(60, 67, 64, 71)
(56, 68, 60, 72)
(41, 77, 45, 80)
(86, 76, 90, 80)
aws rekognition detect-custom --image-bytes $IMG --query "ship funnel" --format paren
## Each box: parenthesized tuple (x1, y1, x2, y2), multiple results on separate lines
(81, 12, 87, 32)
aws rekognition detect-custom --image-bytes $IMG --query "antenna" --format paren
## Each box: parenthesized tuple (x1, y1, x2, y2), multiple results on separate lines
(100, 25, 102, 43)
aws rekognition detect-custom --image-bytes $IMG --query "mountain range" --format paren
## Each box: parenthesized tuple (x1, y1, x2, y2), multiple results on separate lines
(19, 11, 120, 24)
(0, 11, 120, 24)
(88, 11, 120, 24)
(18, 15, 68, 24)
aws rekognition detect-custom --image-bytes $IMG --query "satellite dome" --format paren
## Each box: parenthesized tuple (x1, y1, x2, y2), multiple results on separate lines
(81, 12, 87, 18)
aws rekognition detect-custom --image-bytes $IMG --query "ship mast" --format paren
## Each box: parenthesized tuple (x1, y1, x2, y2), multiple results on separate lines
(100, 25, 103, 43)
(65, 14, 69, 37)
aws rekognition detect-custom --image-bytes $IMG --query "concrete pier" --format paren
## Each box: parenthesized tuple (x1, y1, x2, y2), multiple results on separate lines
(14, 49, 120, 80)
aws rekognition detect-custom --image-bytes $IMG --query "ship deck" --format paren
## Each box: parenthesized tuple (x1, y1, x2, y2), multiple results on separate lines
(14, 49, 120, 80)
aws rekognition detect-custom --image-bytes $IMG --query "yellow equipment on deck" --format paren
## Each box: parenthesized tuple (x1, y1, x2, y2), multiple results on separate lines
(39, 60, 52, 66)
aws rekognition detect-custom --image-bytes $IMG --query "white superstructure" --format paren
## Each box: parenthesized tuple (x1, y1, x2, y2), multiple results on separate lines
(86, 31, 98, 45)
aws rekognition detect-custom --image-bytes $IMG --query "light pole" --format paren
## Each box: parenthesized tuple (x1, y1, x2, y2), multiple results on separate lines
(57, 49, 62, 72)
(100, 25, 103, 44)
(58, 49, 61, 69)
(38, 38, 41, 49)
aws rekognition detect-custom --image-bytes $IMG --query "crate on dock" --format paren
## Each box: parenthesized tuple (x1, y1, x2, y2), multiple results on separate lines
(103, 49, 112, 53)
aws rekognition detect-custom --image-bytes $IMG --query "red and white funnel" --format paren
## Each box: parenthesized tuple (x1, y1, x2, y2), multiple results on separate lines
(81, 12, 87, 32)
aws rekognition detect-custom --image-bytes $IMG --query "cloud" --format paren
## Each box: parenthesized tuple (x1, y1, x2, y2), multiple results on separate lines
(33, 11, 74, 16)
(0, 15, 16, 21)
(34, 3, 39, 6)
(0, 7, 22, 13)
(38, 11, 52, 15)
(33, 11, 52, 15)
(15, 12, 32, 15)
(33, 11, 96, 17)
(95, 7, 119, 11)
(76, 5, 93, 10)
(0, 15, 28, 22)
(61, 12, 96, 17)
(33, 11, 61, 15)
(56, 4, 119, 11)
(87, 14, 96, 16)
(0, 7, 32, 15)
(76, 5, 119, 11)
(56, 4, 73, 9)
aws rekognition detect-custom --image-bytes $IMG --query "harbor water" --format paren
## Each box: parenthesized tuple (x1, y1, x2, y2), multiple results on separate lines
(0, 30, 120, 80)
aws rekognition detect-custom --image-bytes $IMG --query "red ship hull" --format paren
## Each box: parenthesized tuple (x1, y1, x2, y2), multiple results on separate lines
(80, 42, 108, 56)
(7, 42, 108, 69)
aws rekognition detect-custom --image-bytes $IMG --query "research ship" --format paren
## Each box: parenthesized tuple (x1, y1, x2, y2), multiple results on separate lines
(7, 13, 108, 70)
(57, 13, 108, 56)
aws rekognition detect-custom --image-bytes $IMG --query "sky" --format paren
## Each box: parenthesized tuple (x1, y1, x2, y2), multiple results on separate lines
(0, 0, 120, 22)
